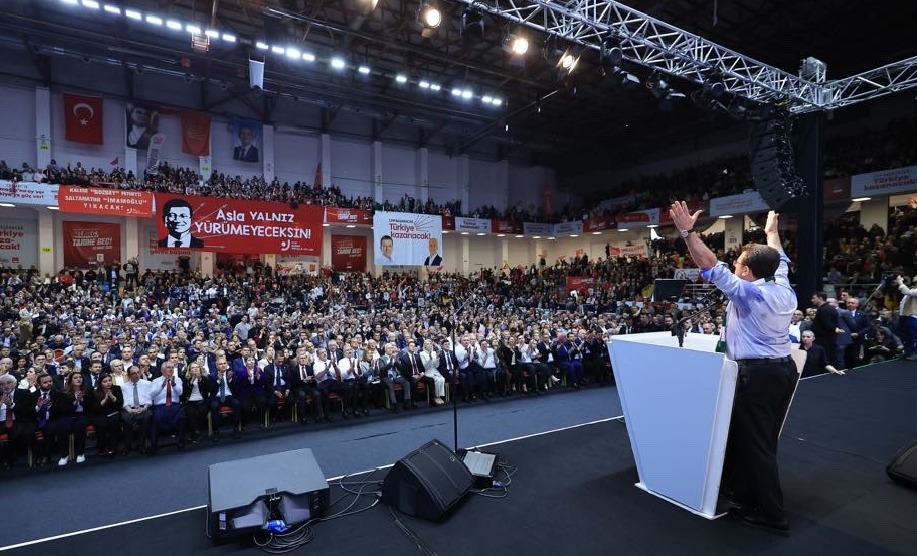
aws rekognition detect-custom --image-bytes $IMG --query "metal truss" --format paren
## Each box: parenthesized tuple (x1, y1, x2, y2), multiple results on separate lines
(457, 0, 917, 113)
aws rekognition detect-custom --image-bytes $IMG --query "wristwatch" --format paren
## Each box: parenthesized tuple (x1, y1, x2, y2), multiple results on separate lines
(680, 228, 694, 238)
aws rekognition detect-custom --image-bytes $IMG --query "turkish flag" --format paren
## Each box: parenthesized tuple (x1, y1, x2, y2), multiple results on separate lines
(63, 93, 104, 144)
(181, 111, 211, 156)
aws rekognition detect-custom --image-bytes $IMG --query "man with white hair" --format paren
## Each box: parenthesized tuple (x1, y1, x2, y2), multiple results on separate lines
(0, 373, 32, 468)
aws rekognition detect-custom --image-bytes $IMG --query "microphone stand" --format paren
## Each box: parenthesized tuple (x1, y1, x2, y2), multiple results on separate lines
(448, 300, 464, 454)
(673, 289, 722, 348)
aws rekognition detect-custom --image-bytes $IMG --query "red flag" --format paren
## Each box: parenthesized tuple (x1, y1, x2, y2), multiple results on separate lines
(63, 93, 104, 144)
(180, 111, 211, 156)
(313, 162, 322, 189)
(109, 156, 119, 166)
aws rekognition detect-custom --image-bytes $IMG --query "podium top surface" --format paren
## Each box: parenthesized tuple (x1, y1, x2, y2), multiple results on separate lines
(609, 331, 721, 352)
(208, 448, 328, 511)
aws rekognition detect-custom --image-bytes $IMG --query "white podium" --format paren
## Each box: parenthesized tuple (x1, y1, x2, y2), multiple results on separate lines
(607, 332, 736, 519)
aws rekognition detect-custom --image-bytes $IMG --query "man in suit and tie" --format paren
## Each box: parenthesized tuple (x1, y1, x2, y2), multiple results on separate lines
(210, 359, 241, 441)
(158, 198, 205, 249)
(263, 352, 292, 424)
(423, 237, 443, 266)
(232, 125, 260, 162)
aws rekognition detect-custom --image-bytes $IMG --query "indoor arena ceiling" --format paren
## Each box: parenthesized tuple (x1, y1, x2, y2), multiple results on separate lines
(1, 0, 915, 174)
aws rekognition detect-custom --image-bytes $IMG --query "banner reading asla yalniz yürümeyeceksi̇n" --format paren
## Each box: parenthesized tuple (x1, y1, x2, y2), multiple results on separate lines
(372, 211, 443, 266)
(154, 194, 323, 255)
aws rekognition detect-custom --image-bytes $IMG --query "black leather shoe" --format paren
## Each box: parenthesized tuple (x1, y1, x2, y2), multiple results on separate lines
(719, 491, 750, 513)
(735, 509, 789, 535)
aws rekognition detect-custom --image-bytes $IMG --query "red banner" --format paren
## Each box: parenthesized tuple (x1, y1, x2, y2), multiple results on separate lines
(441, 215, 455, 231)
(153, 194, 323, 255)
(584, 216, 615, 233)
(330, 235, 367, 272)
(566, 276, 594, 294)
(58, 186, 154, 217)
(491, 219, 523, 235)
(63, 221, 121, 267)
(181, 111, 211, 156)
(824, 176, 851, 202)
(63, 93, 104, 144)
(324, 207, 372, 225)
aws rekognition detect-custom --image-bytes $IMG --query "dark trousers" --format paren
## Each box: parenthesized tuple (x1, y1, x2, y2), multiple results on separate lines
(238, 392, 267, 426)
(560, 360, 584, 386)
(55, 414, 89, 457)
(151, 404, 186, 447)
(209, 396, 241, 431)
(184, 400, 208, 436)
(1, 422, 32, 464)
(294, 385, 321, 420)
(722, 359, 798, 520)
(462, 365, 487, 397)
(120, 409, 153, 450)
(91, 412, 122, 454)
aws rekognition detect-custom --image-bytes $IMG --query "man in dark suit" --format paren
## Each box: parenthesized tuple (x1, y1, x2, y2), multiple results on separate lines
(845, 297, 869, 368)
(423, 237, 443, 266)
(811, 292, 841, 367)
(263, 352, 292, 423)
(232, 125, 260, 162)
(291, 353, 320, 424)
(158, 198, 204, 248)
(0, 374, 34, 468)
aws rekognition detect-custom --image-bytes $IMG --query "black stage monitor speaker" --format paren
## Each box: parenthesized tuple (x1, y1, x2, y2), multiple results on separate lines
(207, 448, 330, 541)
(887, 441, 917, 490)
(382, 439, 474, 521)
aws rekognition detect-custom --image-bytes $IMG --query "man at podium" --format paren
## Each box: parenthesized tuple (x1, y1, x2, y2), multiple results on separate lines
(669, 202, 797, 534)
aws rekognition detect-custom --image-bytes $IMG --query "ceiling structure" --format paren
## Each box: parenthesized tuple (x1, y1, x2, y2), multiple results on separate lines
(1, 0, 915, 180)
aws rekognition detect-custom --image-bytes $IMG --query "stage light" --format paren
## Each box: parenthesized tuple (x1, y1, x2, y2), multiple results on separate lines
(559, 52, 577, 71)
(358, 65, 371, 75)
(647, 71, 685, 111)
(482, 95, 493, 104)
(395, 74, 408, 83)
(451, 88, 462, 97)
(429, 83, 441, 91)
(419, 80, 431, 89)
(330, 57, 346, 70)
(510, 36, 528, 55)
(461, 89, 473, 100)
(491, 98, 503, 106)
(420, 4, 441, 28)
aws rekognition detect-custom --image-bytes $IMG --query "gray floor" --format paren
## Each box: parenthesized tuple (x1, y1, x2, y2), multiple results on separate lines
(2, 385, 622, 548)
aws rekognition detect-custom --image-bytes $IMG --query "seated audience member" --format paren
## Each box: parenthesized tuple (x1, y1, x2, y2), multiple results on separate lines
(149, 361, 186, 454)
(181, 362, 212, 443)
(53, 372, 95, 466)
(263, 351, 292, 423)
(210, 358, 242, 441)
(799, 331, 845, 378)
(92, 373, 123, 457)
(235, 355, 267, 430)
(121, 365, 153, 454)
(1, 374, 34, 468)
(377, 342, 411, 412)
(419, 339, 446, 405)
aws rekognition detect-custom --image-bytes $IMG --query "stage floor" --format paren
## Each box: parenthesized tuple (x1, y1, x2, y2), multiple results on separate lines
(3, 361, 916, 556)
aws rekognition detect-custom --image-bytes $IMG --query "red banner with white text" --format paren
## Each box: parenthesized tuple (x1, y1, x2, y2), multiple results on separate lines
(153, 194, 323, 255)
(491, 219, 523, 235)
(63, 221, 121, 267)
(324, 207, 372, 225)
(330, 235, 367, 272)
(58, 186, 154, 217)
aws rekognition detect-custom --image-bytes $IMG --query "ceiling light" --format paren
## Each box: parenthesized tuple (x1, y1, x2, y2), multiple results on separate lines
(0, 203, 15, 208)
(421, 5, 442, 28)
(482, 95, 493, 103)
(271, 45, 285, 54)
(358, 65, 371, 75)
(430, 83, 441, 91)
(419, 80, 431, 89)
(186, 25, 201, 35)
(451, 88, 462, 96)
(302, 52, 316, 62)
(476, 232, 485, 236)
(461, 232, 469, 235)
(497, 234, 506, 237)
(60, 0, 79, 5)
(125, 9, 141, 20)
(48, 206, 60, 210)
(395, 74, 408, 83)
(102, 4, 120, 14)
(718, 215, 734, 219)
(286, 48, 301, 60)
(461, 89, 473, 99)
(205, 29, 219, 38)
(330, 57, 346, 70)
(491, 98, 503, 106)
(618, 228, 627, 232)
(647, 224, 657, 228)
(145, 15, 163, 26)
(81, 0, 100, 8)
(592, 231, 603, 235)
(166, 20, 183, 31)
(547, 236, 556, 240)
(532, 235, 541, 239)
(507, 35, 528, 56)
(256, 41, 269, 50)
(345, 224, 357, 228)
(222, 33, 236, 43)
(515, 235, 524, 238)
(852, 197, 871, 202)
(559, 53, 577, 71)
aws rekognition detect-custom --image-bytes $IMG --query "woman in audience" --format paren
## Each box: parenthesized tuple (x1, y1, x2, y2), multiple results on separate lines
(53, 372, 95, 466)
(181, 362, 212, 443)
(92, 373, 123, 457)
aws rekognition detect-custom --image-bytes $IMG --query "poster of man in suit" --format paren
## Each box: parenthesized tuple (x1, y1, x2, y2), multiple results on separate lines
(231, 119, 261, 163)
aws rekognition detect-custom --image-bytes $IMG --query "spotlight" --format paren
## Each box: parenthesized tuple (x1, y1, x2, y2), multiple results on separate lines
(461, 9, 484, 42)
(559, 52, 577, 71)
(510, 36, 528, 56)
(599, 38, 623, 74)
(417, 3, 441, 37)
(647, 71, 685, 111)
